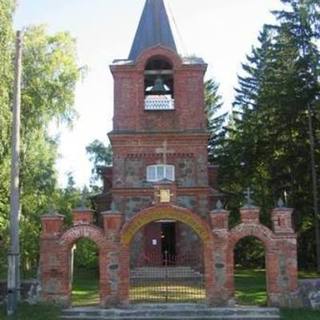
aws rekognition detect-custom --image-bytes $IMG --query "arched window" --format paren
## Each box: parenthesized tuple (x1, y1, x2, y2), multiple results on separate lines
(146, 164, 175, 182)
(144, 57, 174, 110)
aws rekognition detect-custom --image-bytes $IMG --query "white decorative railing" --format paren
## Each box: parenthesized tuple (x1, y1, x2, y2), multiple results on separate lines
(144, 95, 175, 110)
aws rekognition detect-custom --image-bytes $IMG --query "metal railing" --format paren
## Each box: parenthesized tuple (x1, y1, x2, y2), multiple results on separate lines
(130, 251, 205, 303)
(144, 95, 175, 110)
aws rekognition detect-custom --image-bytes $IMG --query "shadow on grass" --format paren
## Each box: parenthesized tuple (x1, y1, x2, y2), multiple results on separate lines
(71, 268, 320, 308)
(0, 303, 60, 320)
(72, 268, 99, 306)
(281, 308, 320, 320)
(235, 269, 267, 306)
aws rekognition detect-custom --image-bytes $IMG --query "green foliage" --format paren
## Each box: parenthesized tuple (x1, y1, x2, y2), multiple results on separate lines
(51, 174, 86, 226)
(215, 0, 320, 269)
(0, 0, 14, 278)
(0, 4, 81, 277)
(73, 239, 98, 269)
(0, 303, 61, 320)
(235, 237, 265, 269)
(204, 79, 226, 162)
(21, 26, 79, 129)
(86, 139, 112, 188)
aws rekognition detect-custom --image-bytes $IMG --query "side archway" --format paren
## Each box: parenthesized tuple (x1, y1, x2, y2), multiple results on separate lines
(60, 225, 107, 250)
(118, 204, 214, 304)
(59, 225, 110, 307)
(228, 224, 276, 304)
(229, 224, 275, 250)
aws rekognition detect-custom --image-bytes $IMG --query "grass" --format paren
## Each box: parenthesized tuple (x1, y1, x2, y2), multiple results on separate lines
(67, 268, 320, 309)
(235, 269, 268, 306)
(71, 268, 99, 306)
(281, 308, 320, 319)
(0, 303, 61, 320)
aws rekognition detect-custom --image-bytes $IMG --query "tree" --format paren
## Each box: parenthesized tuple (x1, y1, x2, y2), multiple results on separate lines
(204, 79, 226, 163)
(0, 3, 81, 274)
(18, 25, 80, 273)
(272, 0, 320, 271)
(0, 0, 14, 276)
(86, 139, 112, 187)
(217, 0, 320, 269)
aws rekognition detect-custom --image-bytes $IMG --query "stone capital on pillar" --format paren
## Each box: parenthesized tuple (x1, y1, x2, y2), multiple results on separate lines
(72, 208, 94, 225)
(271, 207, 294, 234)
(41, 213, 64, 237)
(101, 211, 124, 236)
(240, 206, 260, 224)
(210, 209, 229, 230)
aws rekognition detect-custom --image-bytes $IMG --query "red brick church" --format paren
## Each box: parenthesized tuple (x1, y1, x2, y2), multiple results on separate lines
(94, 0, 221, 266)
(40, 0, 298, 307)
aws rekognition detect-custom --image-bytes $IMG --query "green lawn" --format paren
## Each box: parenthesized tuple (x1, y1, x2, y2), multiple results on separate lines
(235, 269, 267, 305)
(71, 268, 99, 306)
(0, 303, 60, 320)
(281, 308, 320, 319)
(72, 268, 265, 306)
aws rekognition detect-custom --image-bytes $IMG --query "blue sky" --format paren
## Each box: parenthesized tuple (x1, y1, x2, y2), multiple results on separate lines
(14, 0, 282, 187)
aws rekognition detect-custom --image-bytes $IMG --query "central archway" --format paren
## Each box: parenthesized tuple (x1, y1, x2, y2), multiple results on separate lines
(118, 204, 214, 304)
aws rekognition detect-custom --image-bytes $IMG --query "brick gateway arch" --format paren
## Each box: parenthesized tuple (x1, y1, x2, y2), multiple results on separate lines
(40, 204, 298, 307)
(118, 205, 214, 304)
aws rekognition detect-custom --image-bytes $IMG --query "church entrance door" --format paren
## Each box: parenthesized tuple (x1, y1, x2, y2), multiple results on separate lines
(161, 221, 176, 265)
(130, 220, 205, 303)
(143, 221, 176, 266)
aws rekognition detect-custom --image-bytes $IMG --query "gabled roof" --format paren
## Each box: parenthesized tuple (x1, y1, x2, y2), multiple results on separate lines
(128, 0, 177, 61)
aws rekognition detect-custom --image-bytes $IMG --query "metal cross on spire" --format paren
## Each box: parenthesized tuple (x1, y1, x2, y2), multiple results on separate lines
(156, 140, 174, 165)
(243, 187, 255, 208)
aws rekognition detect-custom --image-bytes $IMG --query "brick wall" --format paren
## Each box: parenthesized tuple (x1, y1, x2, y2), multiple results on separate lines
(39, 204, 298, 307)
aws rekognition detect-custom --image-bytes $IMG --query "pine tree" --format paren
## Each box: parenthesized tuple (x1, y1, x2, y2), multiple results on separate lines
(217, 0, 320, 268)
(204, 79, 226, 163)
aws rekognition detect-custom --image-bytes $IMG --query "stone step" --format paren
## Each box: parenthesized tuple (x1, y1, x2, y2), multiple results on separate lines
(61, 305, 280, 320)
(131, 267, 202, 279)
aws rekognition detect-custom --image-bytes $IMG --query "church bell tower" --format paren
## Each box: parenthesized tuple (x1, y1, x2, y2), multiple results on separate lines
(99, 0, 220, 264)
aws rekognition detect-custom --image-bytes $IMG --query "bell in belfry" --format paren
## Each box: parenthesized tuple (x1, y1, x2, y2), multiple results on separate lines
(150, 76, 169, 95)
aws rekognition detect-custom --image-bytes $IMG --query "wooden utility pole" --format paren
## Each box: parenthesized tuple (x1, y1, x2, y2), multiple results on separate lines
(7, 30, 23, 316)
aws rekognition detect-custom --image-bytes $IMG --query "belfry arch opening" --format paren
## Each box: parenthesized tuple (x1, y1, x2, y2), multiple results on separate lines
(234, 236, 267, 306)
(144, 57, 174, 110)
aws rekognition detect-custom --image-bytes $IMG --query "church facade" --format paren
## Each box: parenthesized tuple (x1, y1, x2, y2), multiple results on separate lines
(94, 0, 221, 267)
(39, 0, 298, 308)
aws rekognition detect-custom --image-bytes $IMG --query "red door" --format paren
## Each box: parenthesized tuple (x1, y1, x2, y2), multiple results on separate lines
(144, 222, 162, 266)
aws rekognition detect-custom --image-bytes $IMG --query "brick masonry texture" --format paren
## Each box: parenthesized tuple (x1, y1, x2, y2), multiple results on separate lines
(39, 205, 298, 307)
(39, 46, 298, 308)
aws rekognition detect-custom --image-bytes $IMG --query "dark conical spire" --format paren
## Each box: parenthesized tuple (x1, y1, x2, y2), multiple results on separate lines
(129, 0, 177, 60)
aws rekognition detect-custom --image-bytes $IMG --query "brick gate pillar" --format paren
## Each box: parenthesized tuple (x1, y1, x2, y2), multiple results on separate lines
(101, 210, 124, 306)
(210, 206, 232, 306)
(40, 213, 68, 305)
(268, 205, 297, 307)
